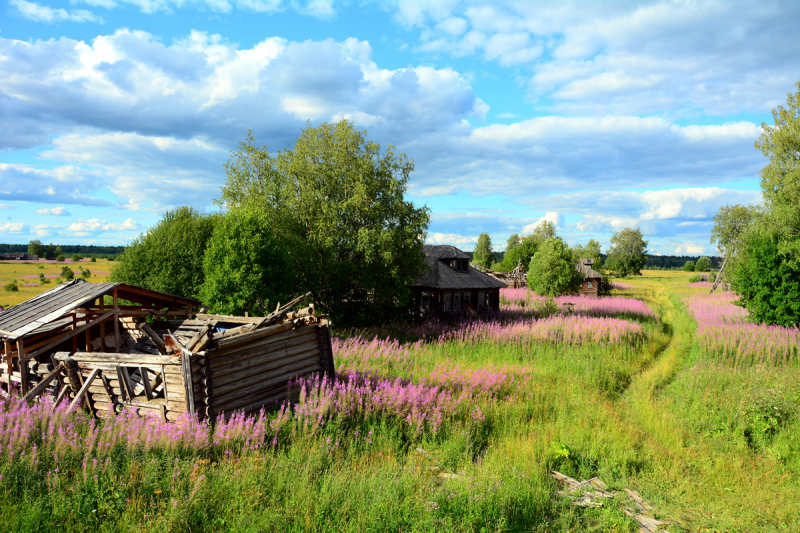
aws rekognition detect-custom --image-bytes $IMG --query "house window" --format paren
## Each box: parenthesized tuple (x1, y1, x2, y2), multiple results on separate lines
(478, 291, 485, 308)
(454, 293, 461, 312)
(421, 292, 430, 312)
(443, 293, 451, 312)
(587, 281, 593, 288)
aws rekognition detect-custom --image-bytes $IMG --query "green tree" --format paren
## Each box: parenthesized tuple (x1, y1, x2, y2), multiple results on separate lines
(200, 208, 292, 317)
(606, 227, 648, 277)
(710, 204, 755, 257)
(526, 238, 582, 296)
(217, 121, 430, 325)
(695, 256, 712, 272)
(473, 233, 493, 268)
(530, 220, 557, 246)
(60, 266, 74, 281)
(683, 260, 695, 272)
(572, 239, 603, 269)
(732, 226, 800, 327)
(110, 207, 218, 300)
(28, 240, 45, 258)
(755, 81, 800, 267)
(45, 244, 55, 259)
(506, 234, 520, 252)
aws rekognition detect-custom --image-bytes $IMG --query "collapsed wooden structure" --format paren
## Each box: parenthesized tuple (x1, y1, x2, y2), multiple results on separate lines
(0, 280, 333, 421)
(474, 259, 528, 289)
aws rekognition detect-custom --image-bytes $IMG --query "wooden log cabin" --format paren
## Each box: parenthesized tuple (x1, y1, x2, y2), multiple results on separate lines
(576, 259, 603, 297)
(0, 280, 334, 421)
(412, 245, 507, 317)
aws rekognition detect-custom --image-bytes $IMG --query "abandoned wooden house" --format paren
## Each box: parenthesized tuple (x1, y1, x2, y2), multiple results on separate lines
(474, 259, 528, 289)
(1, 252, 38, 261)
(412, 245, 506, 317)
(0, 279, 333, 421)
(576, 259, 603, 297)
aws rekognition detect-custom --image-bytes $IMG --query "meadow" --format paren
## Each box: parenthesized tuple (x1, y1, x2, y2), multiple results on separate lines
(1, 271, 799, 531)
(0, 259, 113, 309)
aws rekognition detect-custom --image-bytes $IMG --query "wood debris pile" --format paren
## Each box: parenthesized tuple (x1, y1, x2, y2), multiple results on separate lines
(551, 471, 670, 533)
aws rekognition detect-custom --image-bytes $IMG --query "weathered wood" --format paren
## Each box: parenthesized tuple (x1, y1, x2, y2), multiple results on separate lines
(117, 366, 134, 401)
(248, 292, 312, 331)
(209, 351, 320, 397)
(192, 332, 213, 353)
(211, 359, 321, 406)
(214, 321, 296, 351)
(210, 343, 321, 387)
(51, 385, 69, 412)
(137, 323, 167, 355)
(23, 363, 64, 404)
(185, 324, 212, 351)
(16, 338, 28, 395)
(208, 332, 319, 373)
(196, 313, 263, 324)
(57, 352, 179, 365)
(4, 341, 12, 394)
(163, 334, 188, 356)
(208, 326, 317, 363)
(182, 352, 195, 416)
(210, 379, 299, 415)
(318, 325, 335, 378)
(68, 368, 100, 412)
(140, 366, 153, 401)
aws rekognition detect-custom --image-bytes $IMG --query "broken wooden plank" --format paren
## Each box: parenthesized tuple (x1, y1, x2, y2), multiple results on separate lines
(23, 363, 64, 404)
(67, 368, 100, 413)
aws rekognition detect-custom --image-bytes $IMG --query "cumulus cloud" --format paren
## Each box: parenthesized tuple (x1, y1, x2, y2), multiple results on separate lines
(10, 0, 104, 23)
(521, 212, 563, 234)
(36, 206, 71, 216)
(0, 165, 110, 206)
(427, 232, 479, 248)
(0, 222, 28, 233)
(67, 218, 139, 232)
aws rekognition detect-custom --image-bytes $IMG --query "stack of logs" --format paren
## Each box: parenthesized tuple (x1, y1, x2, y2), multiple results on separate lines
(25, 300, 334, 422)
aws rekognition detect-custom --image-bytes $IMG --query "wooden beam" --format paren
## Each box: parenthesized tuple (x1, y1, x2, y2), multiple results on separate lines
(113, 289, 120, 352)
(100, 373, 114, 405)
(23, 363, 64, 404)
(182, 352, 195, 416)
(140, 366, 153, 401)
(16, 338, 27, 395)
(51, 385, 69, 412)
(22, 309, 116, 364)
(117, 366, 135, 401)
(99, 298, 106, 353)
(137, 323, 167, 355)
(68, 368, 100, 413)
(72, 314, 78, 353)
(4, 341, 12, 394)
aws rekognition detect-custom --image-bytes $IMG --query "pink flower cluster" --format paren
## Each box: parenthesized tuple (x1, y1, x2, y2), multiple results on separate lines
(686, 291, 800, 366)
(499, 288, 654, 320)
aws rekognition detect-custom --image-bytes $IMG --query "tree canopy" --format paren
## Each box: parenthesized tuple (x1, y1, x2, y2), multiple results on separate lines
(695, 256, 712, 272)
(605, 227, 648, 277)
(110, 207, 218, 300)
(28, 240, 45, 257)
(200, 207, 291, 317)
(473, 233, 493, 269)
(710, 204, 755, 257)
(683, 260, 695, 272)
(527, 237, 582, 296)
(572, 239, 603, 269)
(217, 120, 430, 325)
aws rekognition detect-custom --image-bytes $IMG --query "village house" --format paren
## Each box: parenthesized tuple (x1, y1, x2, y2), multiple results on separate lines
(412, 245, 507, 316)
(577, 258, 603, 297)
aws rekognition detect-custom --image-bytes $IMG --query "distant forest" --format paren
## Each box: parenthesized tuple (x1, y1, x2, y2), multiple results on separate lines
(466, 251, 722, 270)
(0, 243, 125, 256)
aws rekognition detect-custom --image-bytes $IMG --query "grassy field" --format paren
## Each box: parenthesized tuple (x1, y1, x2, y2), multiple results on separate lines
(0, 270, 798, 532)
(0, 259, 113, 309)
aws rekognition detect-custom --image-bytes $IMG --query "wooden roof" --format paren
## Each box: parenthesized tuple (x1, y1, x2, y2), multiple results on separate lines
(0, 279, 200, 340)
(414, 246, 506, 290)
(577, 259, 603, 279)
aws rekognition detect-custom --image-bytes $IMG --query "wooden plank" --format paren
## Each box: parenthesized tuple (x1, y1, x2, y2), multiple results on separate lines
(67, 368, 100, 412)
(23, 363, 63, 404)
(207, 326, 316, 361)
(208, 333, 319, 374)
(100, 373, 114, 404)
(140, 366, 153, 401)
(55, 352, 179, 365)
(116, 366, 131, 401)
(195, 313, 263, 324)
(113, 289, 120, 352)
(137, 323, 167, 355)
(211, 359, 321, 405)
(4, 341, 12, 394)
(182, 352, 195, 416)
(186, 324, 212, 351)
(214, 321, 296, 350)
(210, 350, 320, 396)
(51, 385, 69, 412)
(210, 344, 320, 387)
(16, 338, 27, 395)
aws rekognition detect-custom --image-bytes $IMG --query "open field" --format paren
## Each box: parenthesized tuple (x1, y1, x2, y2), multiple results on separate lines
(1, 270, 799, 531)
(0, 260, 113, 309)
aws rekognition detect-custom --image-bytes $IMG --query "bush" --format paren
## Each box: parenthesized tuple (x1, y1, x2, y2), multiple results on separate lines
(37, 265, 44, 270)
(688, 274, 703, 283)
(200, 208, 292, 317)
(708, 272, 717, 283)
(80, 267, 91, 280)
(527, 238, 582, 296)
(61, 266, 74, 281)
(55, 254, 65, 262)
(695, 256, 712, 272)
(683, 260, 695, 272)
(55, 277, 63, 285)
(110, 207, 218, 300)
(71, 254, 82, 262)
(4, 280, 19, 292)
(90, 256, 97, 262)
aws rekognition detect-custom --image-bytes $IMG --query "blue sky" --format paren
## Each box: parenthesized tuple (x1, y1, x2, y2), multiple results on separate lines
(1, 0, 798, 255)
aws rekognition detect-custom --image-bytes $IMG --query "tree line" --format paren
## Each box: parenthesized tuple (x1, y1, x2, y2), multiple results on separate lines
(1, 243, 123, 258)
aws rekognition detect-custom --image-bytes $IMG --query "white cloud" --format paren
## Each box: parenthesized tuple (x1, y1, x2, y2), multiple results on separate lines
(67, 218, 139, 232)
(0, 222, 27, 233)
(36, 206, 71, 216)
(10, 0, 103, 23)
(674, 242, 707, 255)
(0, 165, 109, 206)
(427, 232, 479, 248)
(521, 212, 563, 234)
(0, 204, 14, 210)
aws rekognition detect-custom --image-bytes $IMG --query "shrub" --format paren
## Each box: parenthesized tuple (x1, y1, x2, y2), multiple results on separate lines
(37, 265, 44, 270)
(71, 254, 82, 262)
(708, 272, 717, 283)
(55, 254, 65, 262)
(4, 280, 18, 292)
(695, 256, 712, 272)
(80, 267, 91, 280)
(61, 266, 74, 281)
(90, 256, 97, 262)
(55, 277, 63, 285)
(688, 274, 703, 283)
(683, 260, 695, 272)
(527, 238, 582, 296)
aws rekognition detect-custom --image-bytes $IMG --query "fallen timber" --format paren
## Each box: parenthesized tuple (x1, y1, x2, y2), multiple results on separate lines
(1, 280, 333, 422)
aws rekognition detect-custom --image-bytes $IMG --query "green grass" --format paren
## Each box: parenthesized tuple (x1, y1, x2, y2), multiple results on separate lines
(1, 271, 799, 531)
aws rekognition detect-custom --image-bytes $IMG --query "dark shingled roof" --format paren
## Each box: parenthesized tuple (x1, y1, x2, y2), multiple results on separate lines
(414, 245, 507, 290)
(577, 259, 603, 279)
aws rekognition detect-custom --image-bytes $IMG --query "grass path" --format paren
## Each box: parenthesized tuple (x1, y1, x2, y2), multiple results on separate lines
(618, 273, 800, 532)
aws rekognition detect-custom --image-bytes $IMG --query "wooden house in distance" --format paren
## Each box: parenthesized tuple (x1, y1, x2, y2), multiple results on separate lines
(0, 279, 333, 421)
(576, 259, 603, 297)
(412, 245, 506, 316)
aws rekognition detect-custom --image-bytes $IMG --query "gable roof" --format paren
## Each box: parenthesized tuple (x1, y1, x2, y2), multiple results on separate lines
(0, 279, 201, 340)
(414, 246, 507, 290)
(577, 259, 603, 279)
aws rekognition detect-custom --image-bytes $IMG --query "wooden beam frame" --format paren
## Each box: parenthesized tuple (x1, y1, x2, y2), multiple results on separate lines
(68, 368, 100, 413)
(21, 309, 116, 364)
